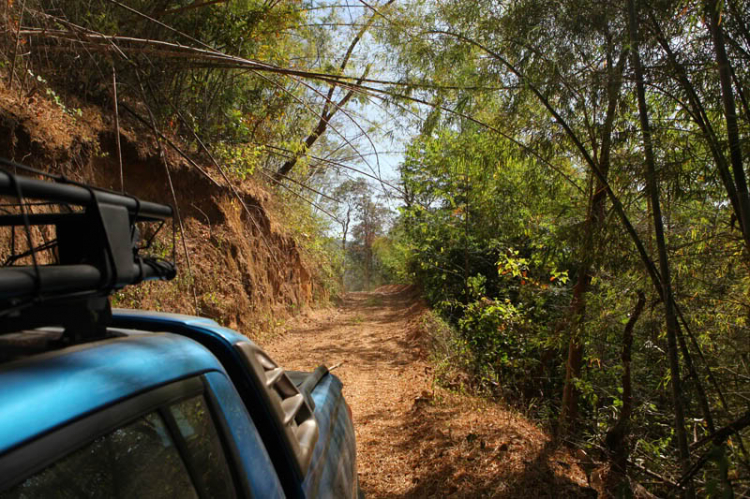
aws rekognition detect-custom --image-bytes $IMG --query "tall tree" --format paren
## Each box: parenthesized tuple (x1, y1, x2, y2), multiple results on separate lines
(628, 0, 692, 493)
(274, 0, 396, 181)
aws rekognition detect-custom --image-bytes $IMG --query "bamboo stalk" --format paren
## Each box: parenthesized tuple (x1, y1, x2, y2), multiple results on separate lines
(8, 0, 26, 89)
(112, 66, 124, 192)
(134, 71, 200, 314)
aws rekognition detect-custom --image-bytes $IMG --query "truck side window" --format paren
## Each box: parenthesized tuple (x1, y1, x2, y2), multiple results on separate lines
(169, 396, 238, 499)
(0, 412, 199, 499)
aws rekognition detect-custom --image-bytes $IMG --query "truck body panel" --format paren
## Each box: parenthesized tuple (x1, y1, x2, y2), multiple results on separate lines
(304, 373, 358, 498)
(111, 308, 358, 498)
(0, 333, 220, 455)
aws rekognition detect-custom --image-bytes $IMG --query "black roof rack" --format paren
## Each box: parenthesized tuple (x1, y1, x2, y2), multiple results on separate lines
(0, 170, 172, 221)
(0, 161, 177, 338)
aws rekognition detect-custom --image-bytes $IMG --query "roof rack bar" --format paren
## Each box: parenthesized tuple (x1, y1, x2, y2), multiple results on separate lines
(0, 259, 176, 300)
(0, 265, 100, 300)
(0, 171, 172, 221)
(0, 167, 178, 327)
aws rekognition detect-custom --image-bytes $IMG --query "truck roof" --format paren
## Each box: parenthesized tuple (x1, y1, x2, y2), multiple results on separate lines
(112, 308, 248, 344)
(0, 332, 225, 455)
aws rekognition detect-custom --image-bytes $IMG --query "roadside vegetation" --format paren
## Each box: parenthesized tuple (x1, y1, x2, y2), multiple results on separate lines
(3, 0, 750, 495)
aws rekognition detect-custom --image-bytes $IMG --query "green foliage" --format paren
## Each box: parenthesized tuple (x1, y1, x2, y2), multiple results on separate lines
(394, 122, 578, 404)
(274, 186, 344, 301)
(371, 234, 409, 284)
(383, 0, 750, 490)
(24, 0, 316, 147)
(213, 143, 263, 180)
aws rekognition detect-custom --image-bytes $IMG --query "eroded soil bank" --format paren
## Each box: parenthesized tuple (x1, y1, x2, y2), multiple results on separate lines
(265, 287, 594, 498)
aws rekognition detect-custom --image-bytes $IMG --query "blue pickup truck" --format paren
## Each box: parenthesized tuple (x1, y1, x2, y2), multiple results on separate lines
(0, 163, 359, 498)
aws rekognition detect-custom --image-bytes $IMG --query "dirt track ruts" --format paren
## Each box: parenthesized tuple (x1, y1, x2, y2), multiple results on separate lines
(264, 287, 593, 498)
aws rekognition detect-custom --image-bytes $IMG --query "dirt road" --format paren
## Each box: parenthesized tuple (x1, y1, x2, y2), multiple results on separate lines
(265, 287, 592, 498)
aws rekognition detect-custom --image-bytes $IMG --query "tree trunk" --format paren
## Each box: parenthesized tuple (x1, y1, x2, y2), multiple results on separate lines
(650, 12, 747, 248)
(706, 0, 750, 239)
(341, 207, 350, 290)
(559, 47, 627, 435)
(604, 291, 645, 473)
(559, 265, 590, 434)
(627, 1, 694, 495)
(364, 231, 373, 290)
